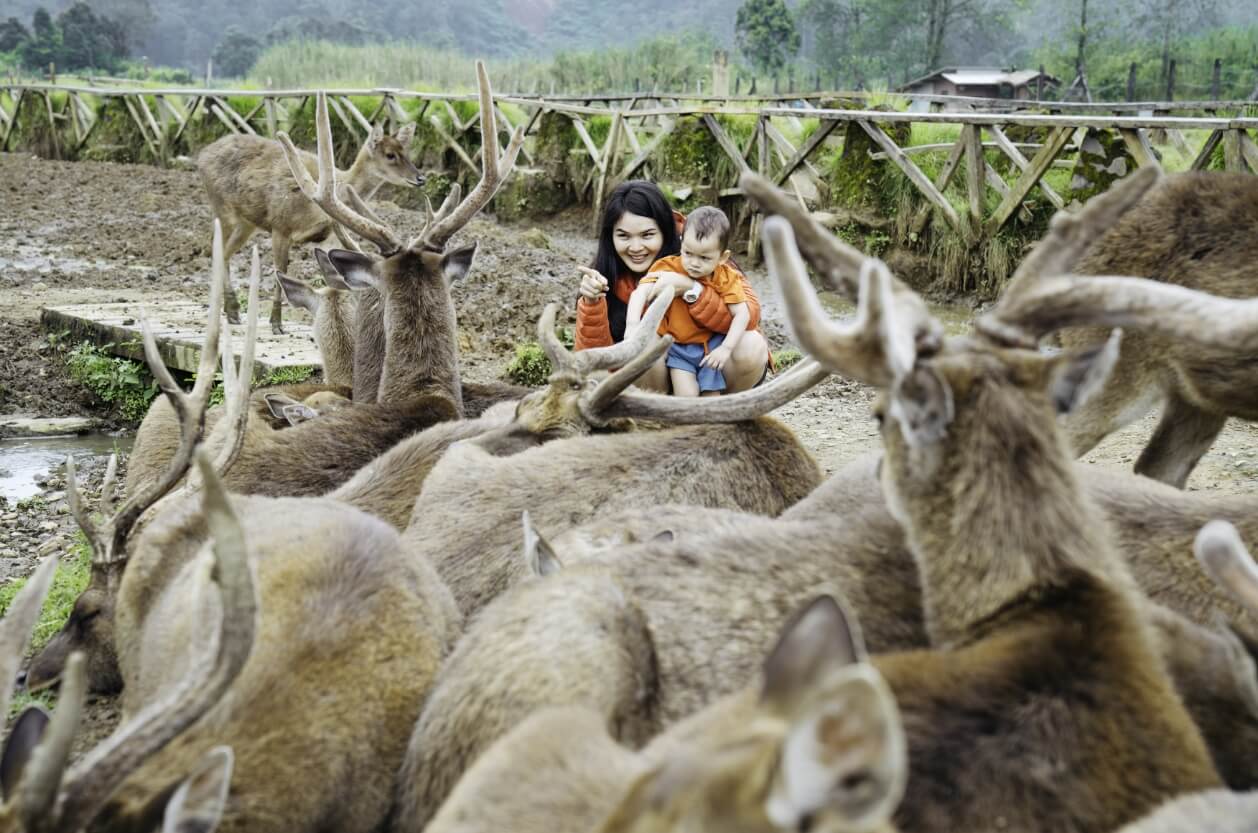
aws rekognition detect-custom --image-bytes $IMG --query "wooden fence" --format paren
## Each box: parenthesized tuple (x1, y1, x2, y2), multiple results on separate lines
(3, 82, 1258, 256)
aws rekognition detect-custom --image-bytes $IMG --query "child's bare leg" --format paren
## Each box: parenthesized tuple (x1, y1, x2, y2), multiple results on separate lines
(670, 368, 701, 397)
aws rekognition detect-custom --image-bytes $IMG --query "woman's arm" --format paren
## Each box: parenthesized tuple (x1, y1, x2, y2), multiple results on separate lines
(690, 273, 761, 333)
(574, 297, 614, 350)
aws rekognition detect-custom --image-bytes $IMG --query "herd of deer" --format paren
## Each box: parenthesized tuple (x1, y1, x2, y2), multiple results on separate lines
(3, 61, 1258, 833)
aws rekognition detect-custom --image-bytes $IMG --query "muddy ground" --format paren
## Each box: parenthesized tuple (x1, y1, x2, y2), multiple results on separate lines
(0, 150, 1255, 753)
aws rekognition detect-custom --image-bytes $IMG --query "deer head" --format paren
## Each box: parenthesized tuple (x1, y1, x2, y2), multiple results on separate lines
(356, 121, 423, 189)
(276, 62, 524, 409)
(24, 227, 259, 695)
(0, 448, 256, 833)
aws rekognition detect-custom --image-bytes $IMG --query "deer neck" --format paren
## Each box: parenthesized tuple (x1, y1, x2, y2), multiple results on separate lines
(352, 291, 386, 404)
(376, 274, 462, 411)
(897, 397, 1133, 648)
(343, 152, 384, 201)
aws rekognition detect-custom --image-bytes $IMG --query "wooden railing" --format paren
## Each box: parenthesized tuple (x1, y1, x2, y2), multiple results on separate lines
(3, 82, 1257, 255)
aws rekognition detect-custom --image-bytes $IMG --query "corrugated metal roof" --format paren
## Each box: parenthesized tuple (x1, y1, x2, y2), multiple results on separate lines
(941, 69, 1045, 86)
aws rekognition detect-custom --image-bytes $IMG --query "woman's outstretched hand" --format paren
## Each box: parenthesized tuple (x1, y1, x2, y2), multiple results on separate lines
(577, 266, 609, 302)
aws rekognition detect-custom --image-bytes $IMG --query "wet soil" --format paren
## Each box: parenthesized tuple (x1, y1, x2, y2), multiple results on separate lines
(0, 150, 1255, 759)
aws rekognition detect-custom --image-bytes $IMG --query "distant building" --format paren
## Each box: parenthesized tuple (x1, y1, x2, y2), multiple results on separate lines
(899, 68, 1061, 101)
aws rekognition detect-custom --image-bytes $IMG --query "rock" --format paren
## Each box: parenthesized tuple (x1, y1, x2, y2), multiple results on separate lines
(44, 491, 66, 503)
(37, 535, 63, 556)
(40, 520, 57, 531)
(0, 416, 100, 438)
(520, 228, 552, 250)
(32, 282, 48, 292)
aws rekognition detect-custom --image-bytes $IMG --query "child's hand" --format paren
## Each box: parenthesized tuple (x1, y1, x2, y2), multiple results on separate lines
(702, 344, 734, 371)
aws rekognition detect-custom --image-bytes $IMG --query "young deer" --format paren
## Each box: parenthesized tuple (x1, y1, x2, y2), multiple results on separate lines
(0, 446, 257, 833)
(197, 116, 420, 334)
(275, 248, 356, 389)
(420, 595, 905, 833)
(987, 170, 1258, 488)
(761, 175, 1221, 828)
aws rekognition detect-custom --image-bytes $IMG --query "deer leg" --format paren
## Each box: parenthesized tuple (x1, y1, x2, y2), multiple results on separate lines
(1134, 393, 1228, 489)
(270, 233, 292, 335)
(219, 221, 254, 325)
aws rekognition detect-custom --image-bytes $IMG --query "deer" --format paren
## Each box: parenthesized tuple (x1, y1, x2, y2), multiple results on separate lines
(0, 442, 257, 833)
(421, 595, 905, 833)
(397, 174, 1258, 823)
(197, 110, 421, 334)
(1113, 520, 1258, 833)
(275, 248, 357, 389)
(127, 65, 528, 501)
(988, 170, 1258, 488)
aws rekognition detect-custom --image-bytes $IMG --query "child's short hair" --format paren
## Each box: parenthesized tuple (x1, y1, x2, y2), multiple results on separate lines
(685, 206, 731, 251)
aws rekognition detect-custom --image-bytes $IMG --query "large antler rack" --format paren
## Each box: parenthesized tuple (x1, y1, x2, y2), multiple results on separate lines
(11, 451, 258, 833)
(277, 95, 404, 255)
(741, 172, 943, 357)
(65, 220, 241, 568)
(417, 60, 525, 250)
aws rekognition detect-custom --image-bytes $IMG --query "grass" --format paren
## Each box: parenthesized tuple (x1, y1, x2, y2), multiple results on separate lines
(0, 533, 93, 716)
(65, 342, 159, 422)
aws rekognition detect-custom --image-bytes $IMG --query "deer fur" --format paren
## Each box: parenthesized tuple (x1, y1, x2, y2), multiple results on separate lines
(87, 490, 459, 833)
(275, 249, 356, 388)
(993, 171, 1258, 488)
(421, 596, 905, 833)
(197, 122, 420, 334)
(407, 416, 822, 619)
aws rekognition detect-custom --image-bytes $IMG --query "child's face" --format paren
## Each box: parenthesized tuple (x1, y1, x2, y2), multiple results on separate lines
(680, 229, 728, 280)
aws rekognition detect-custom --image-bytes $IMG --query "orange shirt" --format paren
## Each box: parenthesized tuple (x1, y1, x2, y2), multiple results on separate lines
(639, 256, 746, 346)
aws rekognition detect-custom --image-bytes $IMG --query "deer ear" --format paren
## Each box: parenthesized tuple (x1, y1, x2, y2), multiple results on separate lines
(326, 250, 378, 290)
(162, 746, 234, 833)
(1, 706, 50, 801)
(395, 122, 416, 146)
(441, 244, 478, 283)
(367, 122, 384, 148)
(314, 249, 352, 292)
(263, 393, 300, 421)
(521, 511, 563, 578)
(762, 595, 864, 709)
(1045, 329, 1121, 415)
(888, 364, 954, 448)
(282, 404, 319, 426)
(277, 273, 320, 313)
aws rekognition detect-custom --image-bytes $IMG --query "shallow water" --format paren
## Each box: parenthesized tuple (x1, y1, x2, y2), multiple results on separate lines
(0, 433, 134, 501)
(817, 290, 975, 336)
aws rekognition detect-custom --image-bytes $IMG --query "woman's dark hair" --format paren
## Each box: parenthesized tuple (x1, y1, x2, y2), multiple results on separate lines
(591, 180, 681, 343)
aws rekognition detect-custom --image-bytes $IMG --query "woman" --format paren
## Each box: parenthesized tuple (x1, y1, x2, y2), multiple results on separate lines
(574, 180, 770, 392)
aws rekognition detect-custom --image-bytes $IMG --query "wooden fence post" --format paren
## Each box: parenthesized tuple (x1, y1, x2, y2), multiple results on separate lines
(1212, 58, 1222, 99)
(1166, 59, 1176, 101)
(1127, 63, 1137, 102)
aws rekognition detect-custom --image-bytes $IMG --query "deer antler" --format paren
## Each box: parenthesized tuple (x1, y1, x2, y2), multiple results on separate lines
(49, 449, 257, 833)
(1195, 521, 1258, 619)
(764, 216, 918, 387)
(538, 290, 673, 379)
(0, 555, 60, 724)
(419, 61, 525, 249)
(588, 357, 830, 425)
(741, 172, 943, 355)
(277, 94, 403, 254)
(67, 220, 228, 566)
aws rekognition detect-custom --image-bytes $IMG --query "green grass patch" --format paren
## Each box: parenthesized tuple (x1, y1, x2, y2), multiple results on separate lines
(505, 328, 573, 387)
(772, 348, 803, 371)
(0, 533, 92, 652)
(65, 342, 159, 422)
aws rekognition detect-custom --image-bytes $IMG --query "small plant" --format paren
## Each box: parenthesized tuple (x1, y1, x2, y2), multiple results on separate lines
(772, 347, 803, 371)
(259, 365, 316, 386)
(505, 342, 553, 387)
(65, 342, 158, 422)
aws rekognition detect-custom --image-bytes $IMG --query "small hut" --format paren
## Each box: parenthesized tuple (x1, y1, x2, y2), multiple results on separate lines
(899, 68, 1060, 102)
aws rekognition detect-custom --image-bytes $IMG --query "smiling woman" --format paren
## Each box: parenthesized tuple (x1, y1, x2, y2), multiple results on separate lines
(573, 180, 770, 393)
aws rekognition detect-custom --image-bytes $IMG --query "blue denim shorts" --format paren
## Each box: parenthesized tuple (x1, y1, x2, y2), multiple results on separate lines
(666, 333, 726, 393)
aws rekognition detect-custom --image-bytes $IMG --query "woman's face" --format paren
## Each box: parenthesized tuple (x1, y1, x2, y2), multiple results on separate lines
(612, 211, 664, 274)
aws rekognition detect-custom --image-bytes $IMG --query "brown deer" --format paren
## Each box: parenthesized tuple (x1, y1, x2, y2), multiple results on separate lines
(1117, 521, 1258, 833)
(761, 193, 1220, 828)
(421, 596, 905, 833)
(0, 444, 257, 833)
(197, 113, 420, 334)
(275, 249, 356, 388)
(988, 171, 1258, 488)
(128, 66, 527, 501)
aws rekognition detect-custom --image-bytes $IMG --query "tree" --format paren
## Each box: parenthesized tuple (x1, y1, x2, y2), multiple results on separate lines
(58, 2, 128, 71)
(0, 17, 29, 53)
(18, 8, 62, 70)
(211, 25, 261, 77)
(735, 0, 800, 74)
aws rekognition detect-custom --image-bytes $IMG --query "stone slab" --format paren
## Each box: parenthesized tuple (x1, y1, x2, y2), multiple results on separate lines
(0, 416, 100, 438)
(40, 301, 323, 377)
